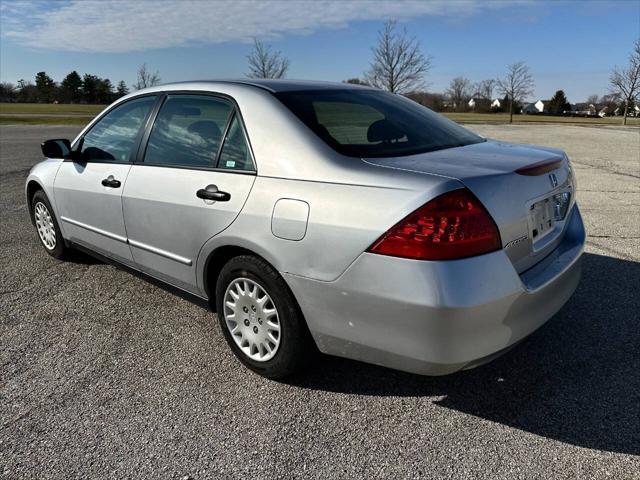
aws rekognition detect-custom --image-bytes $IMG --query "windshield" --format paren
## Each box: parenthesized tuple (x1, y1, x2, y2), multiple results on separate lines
(274, 89, 484, 158)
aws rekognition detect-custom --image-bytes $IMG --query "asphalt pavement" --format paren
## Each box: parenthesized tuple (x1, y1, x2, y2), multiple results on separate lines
(1, 124, 638, 479)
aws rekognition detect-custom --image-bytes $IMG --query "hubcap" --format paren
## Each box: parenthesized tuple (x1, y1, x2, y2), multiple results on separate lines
(223, 278, 281, 362)
(34, 202, 56, 250)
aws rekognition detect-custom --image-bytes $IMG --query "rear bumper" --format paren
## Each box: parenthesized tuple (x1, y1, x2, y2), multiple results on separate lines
(285, 205, 585, 375)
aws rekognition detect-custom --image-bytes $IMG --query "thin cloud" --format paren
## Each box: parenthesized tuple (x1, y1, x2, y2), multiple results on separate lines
(1, 0, 525, 53)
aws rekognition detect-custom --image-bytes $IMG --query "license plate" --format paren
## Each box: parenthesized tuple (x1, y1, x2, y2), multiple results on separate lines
(529, 197, 555, 241)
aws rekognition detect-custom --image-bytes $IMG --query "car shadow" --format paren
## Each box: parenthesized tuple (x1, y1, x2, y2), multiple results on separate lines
(287, 253, 640, 455)
(64, 248, 102, 265)
(65, 244, 211, 309)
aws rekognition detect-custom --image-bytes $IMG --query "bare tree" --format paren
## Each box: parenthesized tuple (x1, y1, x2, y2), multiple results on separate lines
(0, 82, 16, 102)
(586, 94, 599, 106)
(474, 79, 496, 100)
(446, 77, 473, 112)
(585, 94, 600, 115)
(609, 39, 640, 125)
(134, 63, 161, 90)
(599, 93, 619, 116)
(246, 38, 289, 79)
(496, 62, 535, 123)
(365, 20, 431, 94)
(405, 91, 445, 111)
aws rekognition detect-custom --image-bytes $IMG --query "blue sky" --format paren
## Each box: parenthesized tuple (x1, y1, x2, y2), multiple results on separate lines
(1, 0, 638, 102)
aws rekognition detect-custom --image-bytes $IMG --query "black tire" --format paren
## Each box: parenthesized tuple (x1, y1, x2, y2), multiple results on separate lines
(31, 190, 67, 260)
(215, 255, 314, 379)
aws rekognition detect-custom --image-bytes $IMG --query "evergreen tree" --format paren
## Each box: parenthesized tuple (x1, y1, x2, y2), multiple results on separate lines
(34, 71, 55, 103)
(61, 71, 83, 103)
(116, 80, 129, 98)
(548, 90, 570, 115)
(82, 74, 99, 103)
(96, 78, 114, 104)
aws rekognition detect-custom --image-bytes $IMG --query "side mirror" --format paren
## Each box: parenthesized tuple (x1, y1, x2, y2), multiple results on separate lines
(41, 139, 72, 159)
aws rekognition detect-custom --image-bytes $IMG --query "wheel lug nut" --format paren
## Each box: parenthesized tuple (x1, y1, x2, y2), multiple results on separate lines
(251, 305, 256, 312)
(258, 318, 262, 324)
(253, 326, 258, 334)
(243, 306, 248, 313)
(244, 319, 250, 326)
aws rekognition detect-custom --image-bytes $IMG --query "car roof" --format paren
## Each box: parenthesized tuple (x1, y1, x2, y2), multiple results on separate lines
(161, 79, 372, 93)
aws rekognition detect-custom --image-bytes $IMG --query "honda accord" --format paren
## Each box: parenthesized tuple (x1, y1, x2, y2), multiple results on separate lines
(26, 80, 584, 378)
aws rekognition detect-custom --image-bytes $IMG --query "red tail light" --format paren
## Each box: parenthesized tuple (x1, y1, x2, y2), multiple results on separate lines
(367, 189, 502, 260)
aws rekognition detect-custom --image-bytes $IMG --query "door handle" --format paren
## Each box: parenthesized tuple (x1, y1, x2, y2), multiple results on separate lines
(196, 185, 231, 202)
(101, 175, 121, 188)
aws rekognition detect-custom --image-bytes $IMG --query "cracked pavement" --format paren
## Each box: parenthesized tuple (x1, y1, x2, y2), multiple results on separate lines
(1, 124, 639, 479)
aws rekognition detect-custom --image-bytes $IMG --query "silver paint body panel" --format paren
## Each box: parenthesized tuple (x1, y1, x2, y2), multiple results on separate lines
(53, 161, 135, 265)
(122, 165, 255, 294)
(26, 80, 585, 375)
(284, 206, 584, 375)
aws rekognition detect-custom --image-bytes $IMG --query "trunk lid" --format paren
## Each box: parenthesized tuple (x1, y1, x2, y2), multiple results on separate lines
(363, 140, 575, 273)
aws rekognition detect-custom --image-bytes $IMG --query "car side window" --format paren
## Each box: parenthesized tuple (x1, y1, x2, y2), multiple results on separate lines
(217, 114, 254, 171)
(80, 96, 156, 162)
(144, 95, 233, 168)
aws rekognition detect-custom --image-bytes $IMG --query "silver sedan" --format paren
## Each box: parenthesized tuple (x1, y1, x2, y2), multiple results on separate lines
(26, 80, 584, 378)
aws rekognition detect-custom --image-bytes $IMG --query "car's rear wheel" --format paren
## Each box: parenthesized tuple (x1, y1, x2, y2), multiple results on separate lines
(215, 255, 313, 379)
(31, 190, 67, 259)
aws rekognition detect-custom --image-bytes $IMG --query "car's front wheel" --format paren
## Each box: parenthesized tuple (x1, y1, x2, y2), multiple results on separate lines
(31, 190, 67, 259)
(215, 255, 313, 379)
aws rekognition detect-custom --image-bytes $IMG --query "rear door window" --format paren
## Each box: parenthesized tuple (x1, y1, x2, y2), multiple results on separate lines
(217, 114, 254, 171)
(144, 95, 233, 168)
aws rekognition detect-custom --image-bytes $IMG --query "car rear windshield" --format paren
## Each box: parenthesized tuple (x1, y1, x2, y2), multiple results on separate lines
(274, 89, 484, 158)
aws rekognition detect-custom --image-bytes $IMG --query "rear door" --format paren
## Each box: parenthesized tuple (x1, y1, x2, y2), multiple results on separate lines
(122, 93, 256, 294)
(54, 95, 157, 265)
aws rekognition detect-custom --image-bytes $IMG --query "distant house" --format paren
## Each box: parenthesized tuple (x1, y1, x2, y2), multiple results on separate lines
(614, 105, 640, 117)
(522, 99, 551, 114)
(467, 97, 491, 111)
(536, 99, 553, 113)
(574, 103, 597, 116)
(496, 98, 524, 113)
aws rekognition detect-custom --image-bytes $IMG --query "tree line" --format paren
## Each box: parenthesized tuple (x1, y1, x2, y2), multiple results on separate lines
(247, 22, 639, 125)
(2, 21, 638, 124)
(0, 63, 161, 105)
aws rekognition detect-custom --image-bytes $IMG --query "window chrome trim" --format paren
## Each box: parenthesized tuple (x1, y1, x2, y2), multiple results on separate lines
(127, 163, 256, 175)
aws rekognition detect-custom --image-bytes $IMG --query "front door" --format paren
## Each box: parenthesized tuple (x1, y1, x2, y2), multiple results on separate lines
(54, 95, 157, 265)
(122, 94, 256, 294)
